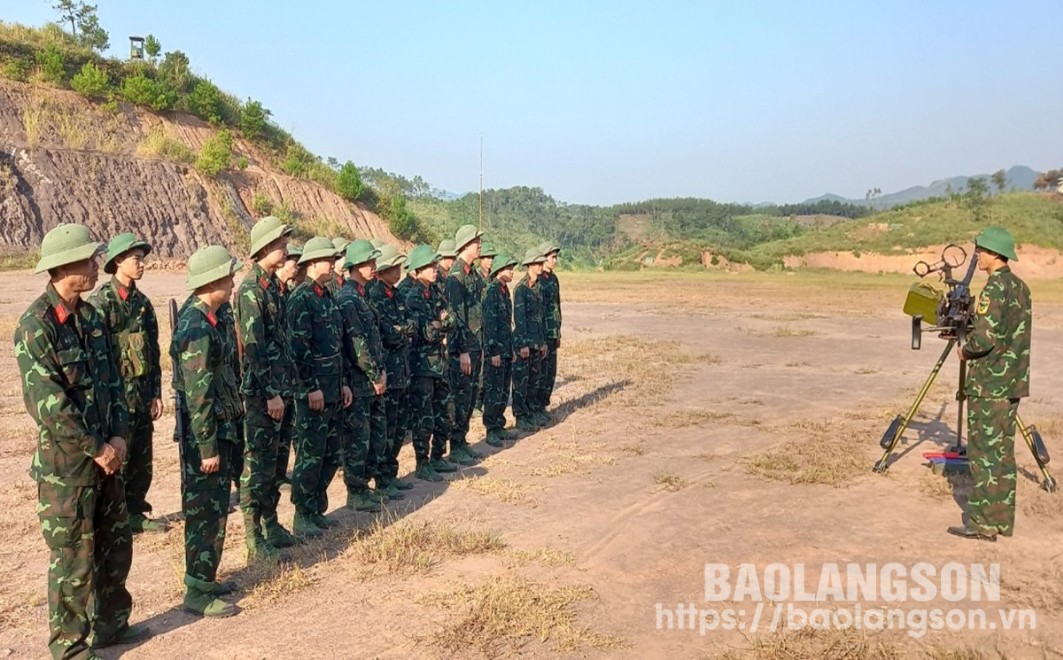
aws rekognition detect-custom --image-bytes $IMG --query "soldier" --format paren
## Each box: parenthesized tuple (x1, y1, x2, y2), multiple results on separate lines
(369, 245, 417, 492)
(171, 245, 244, 618)
(535, 240, 562, 425)
(513, 247, 548, 432)
(217, 293, 244, 506)
(436, 239, 457, 287)
(404, 245, 459, 480)
(325, 237, 350, 295)
(235, 216, 296, 562)
(445, 224, 486, 465)
(481, 251, 519, 447)
(278, 241, 305, 294)
(337, 240, 389, 511)
(949, 227, 1031, 542)
(275, 241, 303, 487)
(474, 241, 499, 414)
(289, 237, 353, 537)
(16, 224, 143, 658)
(90, 233, 167, 534)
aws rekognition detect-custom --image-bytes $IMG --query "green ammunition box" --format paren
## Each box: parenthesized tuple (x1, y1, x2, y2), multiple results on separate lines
(903, 282, 943, 324)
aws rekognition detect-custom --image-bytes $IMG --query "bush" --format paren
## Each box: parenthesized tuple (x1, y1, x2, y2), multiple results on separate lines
(136, 129, 194, 163)
(195, 129, 233, 177)
(282, 142, 315, 177)
(188, 79, 222, 123)
(120, 71, 175, 111)
(2, 58, 31, 82)
(251, 193, 273, 216)
(36, 44, 65, 85)
(240, 99, 268, 141)
(336, 161, 364, 201)
(70, 61, 110, 99)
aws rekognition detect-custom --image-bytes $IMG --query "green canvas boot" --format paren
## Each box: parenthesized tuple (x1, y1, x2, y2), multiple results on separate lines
(392, 477, 415, 491)
(429, 458, 458, 473)
(377, 478, 405, 501)
(128, 513, 169, 534)
(245, 529, 279, 563)
(346, 489, 382, 512)
(415, 462, 443, 482)
(516, 416, 539, 432)
(183, 575, 237, 618)
(293, 511, 324, 539)
(210, 580, 238, 595)
(485, 430, 506, 448)
(263, 515, 296, 549)
(447, 446, 477, 466)
(312, 512, 335, 529)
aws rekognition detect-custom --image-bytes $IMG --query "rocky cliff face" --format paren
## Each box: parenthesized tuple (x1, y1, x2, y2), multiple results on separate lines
(0, 80, 396, 261)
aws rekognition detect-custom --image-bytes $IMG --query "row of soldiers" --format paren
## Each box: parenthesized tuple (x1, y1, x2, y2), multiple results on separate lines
(15, 219, 562, 659)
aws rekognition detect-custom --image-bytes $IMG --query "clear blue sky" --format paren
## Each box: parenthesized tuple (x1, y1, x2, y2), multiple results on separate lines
(4, 0, 1061, 205)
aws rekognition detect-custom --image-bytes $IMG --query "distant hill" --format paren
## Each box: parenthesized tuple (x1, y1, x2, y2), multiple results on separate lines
(804, 165, 1039, 209)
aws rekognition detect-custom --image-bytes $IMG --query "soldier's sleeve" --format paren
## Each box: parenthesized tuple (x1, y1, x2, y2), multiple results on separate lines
(513, 286, 529, 348)
(178, 325, 219, 459)
(145, 298, 162, 399)
(406, 290, 440, 345)
(288, 293, 320, 396)
(556, 277, 562, 336)
(14, 315, 103, 456)
(482, 287, 501, 357)
(963, 280, 1004, 359)
(345, 298, 381, 382)
(444, 274, 468, 353)
(101, 317, 130, 441)
(369, 291, 404, 349)
(237, 284, 278, 399)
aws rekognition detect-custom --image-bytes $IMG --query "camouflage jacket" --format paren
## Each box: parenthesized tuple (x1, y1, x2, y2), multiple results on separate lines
(963, 266, 1031, 399)
(405, 278, 455, 378)
(446, 257, 486, 354)
(396, 274, 416, 303)
(235, 263, 291, 400)
(170, 298, 242, 460)
(337, 279, 384, 397)
(15, 284, 129, 485)
(482, 280, 514, 359)
(514, 275, 545, 349)
(324, 272, 346, 297)
(89, 277, 162, 408)
(368, 278, 414, 391)
(539, 270, 562, 340)
(288, 280, 345, 403)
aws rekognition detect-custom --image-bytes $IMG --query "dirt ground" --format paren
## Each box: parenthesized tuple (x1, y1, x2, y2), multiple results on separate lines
(1, 269, 1062, 659)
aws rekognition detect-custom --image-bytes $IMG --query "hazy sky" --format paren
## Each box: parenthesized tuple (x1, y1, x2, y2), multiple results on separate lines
(4, 0, 1061, 205)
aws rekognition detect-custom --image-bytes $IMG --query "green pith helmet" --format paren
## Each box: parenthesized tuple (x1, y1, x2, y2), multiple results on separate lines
(249, 215, 292, 258)
(374, 245, 406, 271)
(103, 232, 152, 274)
(407, 244, 439, 272)
(490, 250, 518, 277)
(437, 239, 458, 259)
(480, 241, 499, 258)
(186, 245, 243, 291)
(536, 239, 561, 257)
(522, 246, 546, 266)
(332, 237, 351, 254)
(369, 238, 386, 250)
(454, 224, 483, 251)
(974, 226, 1018, 262)
(344, 239, 377, 269)
(35, 223, 104, 274)
(286, 242, 303, 260)
(300, 236, 340, 265)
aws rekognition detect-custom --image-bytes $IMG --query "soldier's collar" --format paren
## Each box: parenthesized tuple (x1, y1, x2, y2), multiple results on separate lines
(192, 298, 218, 327)
(112, 276, 135, 301)
(45, 283, 80, 325)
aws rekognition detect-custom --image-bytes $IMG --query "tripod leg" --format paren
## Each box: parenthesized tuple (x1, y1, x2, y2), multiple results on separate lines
(952, 359, 967, 454)
(1016, 415, 1056, 492)
(873, 340, 954, 473)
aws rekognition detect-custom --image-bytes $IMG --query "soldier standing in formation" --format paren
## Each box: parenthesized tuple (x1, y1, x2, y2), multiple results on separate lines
(91, 233, 167, 534)
(512, 248, 548, 431)
(950, 227, 1032, 542)
(536, 241, 562, 423)
(274, 240, 303, 486)
(171, 245, 244, 618)
(481, 251, 519, 447)
(445, 224, 486, 465)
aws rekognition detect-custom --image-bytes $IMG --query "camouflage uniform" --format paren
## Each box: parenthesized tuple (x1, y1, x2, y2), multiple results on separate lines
(446, 257, 486, 450)
(276, 278, 298, 485)
(961, 266, 1031, 537)
(537, 269, 562, 411)
(171, 298, 242, 600)
(288, 280, 345, 524)
(336, 279, 386, 499)
(324, 272, 346, 297)
(406, 279, 455, 465)
(217, 301, 244, 492)
(235, 264, 291, 550)
(89, 277, 161, 521)
(368, 277, 415, 485)
(481, 278, 514, 436)
(513, 275, 545, 425)
(15, 283, 133, 659)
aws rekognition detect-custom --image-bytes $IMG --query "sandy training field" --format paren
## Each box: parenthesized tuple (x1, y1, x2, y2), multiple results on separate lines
(1, 269, 1062, 658)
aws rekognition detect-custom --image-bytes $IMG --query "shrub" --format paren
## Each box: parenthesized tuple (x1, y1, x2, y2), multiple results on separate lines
(36, 44, 65, 85)
(195, 129, 233, 177)
(70, 61, 110, 99)
(336, 161, 364, 202)
(236, 155, 248, 170)
(240, 98, 269, 141)
(2, 58, 31, 82)
(121, 71, 175, 111)
(282, 142, 315, 177)
(136, 129, 194, 163)
(189, 79, 222, 123)
(251, 193, 273, 216)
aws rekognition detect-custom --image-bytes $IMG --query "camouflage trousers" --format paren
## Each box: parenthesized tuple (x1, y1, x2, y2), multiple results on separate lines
(536, 339, 559, 411)
(123, 402, 154, 517)
(512, 350, 542, 419)
(37, 475, 132, 660)
(448, 350, 482, 446)
(229, 419, 245, 493)
(966, 397, 1018, 537)
(240, 396, 285, 527)
(409, 376, 451, 462)
(276, 399, 294, 484)
(291, 399, 342, 516)
(343, 394, 388, 492)
(181, 429, 236, 584)
(483, 358, 512, 432)
(382, 387, 409, 480)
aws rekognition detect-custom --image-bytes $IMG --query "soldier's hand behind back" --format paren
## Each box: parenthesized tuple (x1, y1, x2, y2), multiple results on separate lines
(491, 355, 502, 367)
(94, 442, 119, 475)
(201, 456, 220, 474)
(151, 398, 163, 421)
(342, 385, 353, 408)
(460, 352, 472, 376)
(266, 395, 284, 421)
(520, 347, 530, 359)
(308, 389, 324, 412)
(108, 436, 128, 464)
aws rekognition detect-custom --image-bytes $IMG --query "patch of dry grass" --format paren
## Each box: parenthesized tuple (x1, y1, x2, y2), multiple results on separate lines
(771, 326, 818, 338)
(716, 625, 1000, 659)
(503, 546, 577, 568)
(451, 475, 543, 506)
(346, 518, 506, 577)
(654, 471, 689, 492)
(244, 563, 314, 605)
(531, 437, 617, 477)
(420, 576, 627, 655)
(745, 421, 867, 487)
(621, 443, 646, 456)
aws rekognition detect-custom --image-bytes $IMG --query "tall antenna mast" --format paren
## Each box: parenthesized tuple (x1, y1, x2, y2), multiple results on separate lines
(478, 136, 484, 231)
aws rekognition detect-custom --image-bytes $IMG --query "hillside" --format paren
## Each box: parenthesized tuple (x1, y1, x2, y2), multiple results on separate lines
(0, 81, 396, 263)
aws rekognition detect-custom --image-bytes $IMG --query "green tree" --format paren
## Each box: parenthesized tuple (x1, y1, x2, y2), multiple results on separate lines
(120, 71, 175, 111)
(189, 79, 222, 123)
(52, 1, 108, 51)
(195, 129, 233, 177)
(240, 99, 269, 140)
(35, 44, 65, 85)
(144, 34, 161, 62)
(70, 61, 110, 99)
(335, 161, 364, 201)
(991, 169, 1008, 194)
(157, 50, 192, 94)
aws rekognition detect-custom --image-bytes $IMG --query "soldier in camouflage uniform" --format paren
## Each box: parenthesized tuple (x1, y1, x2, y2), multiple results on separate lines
(369, 245, 417, 491)
(90, 233, 167, 534)
(337, 240, 389, 511)
(535, 241, 562, 424)
(474, 241, 499, 414)
(274, 241, 303, 486)
(481, 251, 519, 447)
(405, 245, 460, 480)
(235, 216, 297, 561)
(325, 237, 350, 296)
(171, 245, 244, 617)
(513, 247, 548, 432)
(16, 224, 143, 658)
(948, 227, 1031, 542)
(445, 225, 487, 465)
(289, 237, 353, 537)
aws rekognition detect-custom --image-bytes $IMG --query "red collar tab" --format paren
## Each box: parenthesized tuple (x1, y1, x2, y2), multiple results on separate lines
(423, 287, 430, 300)
(384, 286, 394, 299)
(259, 276, 270, 290)
(117, 284, 130, 301)
(206, 311, 218, 327)
(314, 284, 325, 297)
(53, 304, 71, 325)
(336, 275, 344, 286)
(463, 263, 470, 275)
(357, 283, 366, 297)
(500, 283, 508, 295)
